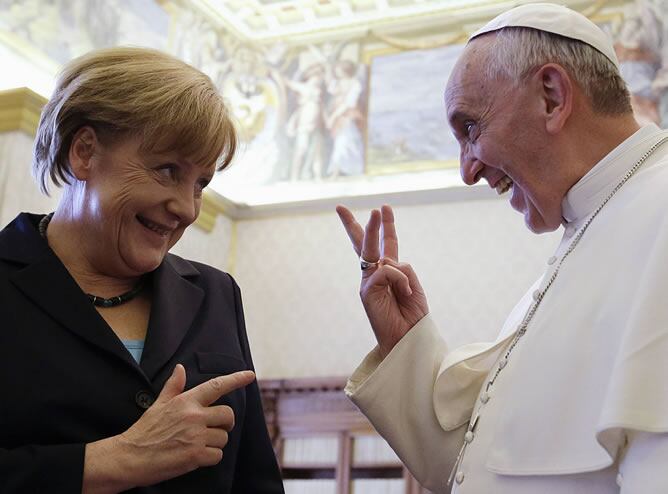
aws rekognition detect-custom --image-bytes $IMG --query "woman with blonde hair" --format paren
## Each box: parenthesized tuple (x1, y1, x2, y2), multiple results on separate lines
(0, 47, 284, 493)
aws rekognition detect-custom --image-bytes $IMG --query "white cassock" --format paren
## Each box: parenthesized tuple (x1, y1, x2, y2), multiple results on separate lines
(345, 124, 668, 493)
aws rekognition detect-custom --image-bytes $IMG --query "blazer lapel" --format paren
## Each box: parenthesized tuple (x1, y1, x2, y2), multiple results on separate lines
(140, 254, 203, 381)
(2, 214, 146, 377)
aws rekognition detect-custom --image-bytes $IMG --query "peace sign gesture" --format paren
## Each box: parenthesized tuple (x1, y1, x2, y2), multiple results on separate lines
(336, 204, 429, 358)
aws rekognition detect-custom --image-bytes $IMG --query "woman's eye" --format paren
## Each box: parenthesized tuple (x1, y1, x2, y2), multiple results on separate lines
(194, 178, 210, 197)
(156, 165, 177, 180)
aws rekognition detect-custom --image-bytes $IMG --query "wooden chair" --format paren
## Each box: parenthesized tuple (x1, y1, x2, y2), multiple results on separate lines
(259, 377, 429, 494)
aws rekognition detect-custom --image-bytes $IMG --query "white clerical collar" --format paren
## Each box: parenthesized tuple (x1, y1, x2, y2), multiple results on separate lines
(562, 124, 664, 224)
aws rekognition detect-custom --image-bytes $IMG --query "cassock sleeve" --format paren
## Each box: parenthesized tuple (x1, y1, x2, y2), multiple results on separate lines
(0, 443, 84, 492)
(228, 276, 285, 494)
(345, 314, 469, 493)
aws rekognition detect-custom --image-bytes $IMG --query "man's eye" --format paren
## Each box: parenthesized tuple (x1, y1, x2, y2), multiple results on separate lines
(464, 121, 476, 136)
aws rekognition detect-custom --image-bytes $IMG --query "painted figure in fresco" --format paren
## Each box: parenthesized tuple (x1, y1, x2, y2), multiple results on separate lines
(220, 46, 286, 185)
(169, 5, 228, 89)
(324, 60, 366, 177)
(224, 48, 269, 136)
(0, 0, 167, 63)
(616, 0, 668, 128)
(285, 63, 326, 181)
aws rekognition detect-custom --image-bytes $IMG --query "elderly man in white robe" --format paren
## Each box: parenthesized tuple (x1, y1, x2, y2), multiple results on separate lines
(336, 3, 668, 493)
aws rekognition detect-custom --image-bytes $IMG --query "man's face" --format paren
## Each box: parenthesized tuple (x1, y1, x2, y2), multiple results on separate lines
(444, 38, 566, 233)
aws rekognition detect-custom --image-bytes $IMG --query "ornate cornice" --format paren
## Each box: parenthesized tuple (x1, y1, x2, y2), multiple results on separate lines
(198, 190, 229, 232)
(0, 87, 46, 135)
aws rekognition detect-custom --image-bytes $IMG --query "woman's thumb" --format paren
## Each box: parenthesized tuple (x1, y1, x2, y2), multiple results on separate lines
(156, 363, 186, 403)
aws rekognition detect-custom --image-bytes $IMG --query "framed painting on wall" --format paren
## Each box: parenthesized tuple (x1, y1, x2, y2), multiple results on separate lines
(366, 42, 465, 175)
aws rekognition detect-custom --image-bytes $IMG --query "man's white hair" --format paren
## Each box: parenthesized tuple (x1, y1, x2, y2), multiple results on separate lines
(482, 27, 632, 115)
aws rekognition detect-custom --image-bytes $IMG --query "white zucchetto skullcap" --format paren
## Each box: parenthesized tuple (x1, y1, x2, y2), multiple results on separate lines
(470, 2, 619, 69)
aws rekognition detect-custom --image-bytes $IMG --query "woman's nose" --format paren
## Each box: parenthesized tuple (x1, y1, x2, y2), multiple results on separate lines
(168, 186, 198, 224)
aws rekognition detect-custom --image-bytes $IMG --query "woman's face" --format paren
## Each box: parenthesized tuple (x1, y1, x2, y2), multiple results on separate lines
(77, 133, 214, 277)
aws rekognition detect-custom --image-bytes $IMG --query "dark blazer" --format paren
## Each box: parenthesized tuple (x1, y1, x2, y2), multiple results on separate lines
(0, 213, 284, 493)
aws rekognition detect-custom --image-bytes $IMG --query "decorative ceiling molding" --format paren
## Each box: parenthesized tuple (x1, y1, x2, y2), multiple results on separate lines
(184, 0, 621, 44)
(188, 0, 515, 44)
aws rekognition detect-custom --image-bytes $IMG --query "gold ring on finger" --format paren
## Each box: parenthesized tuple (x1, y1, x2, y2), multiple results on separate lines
(360, 256, 379, 271)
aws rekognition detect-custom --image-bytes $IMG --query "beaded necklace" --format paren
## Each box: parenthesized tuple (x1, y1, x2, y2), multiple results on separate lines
(38, 213, 145, 308)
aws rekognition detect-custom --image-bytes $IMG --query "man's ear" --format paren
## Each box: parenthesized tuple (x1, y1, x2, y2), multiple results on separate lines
(534, 63, 573, 134)
(68, 126, 99, 180)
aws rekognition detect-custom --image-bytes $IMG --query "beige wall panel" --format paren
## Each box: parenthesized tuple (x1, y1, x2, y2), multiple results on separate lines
(0, 131, 60, 226)
(170, 213, 234, 272)
(233, 200, 561, 378)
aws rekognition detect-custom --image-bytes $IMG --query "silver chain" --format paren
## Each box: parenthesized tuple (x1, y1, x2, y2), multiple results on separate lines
(484, 135, 668, 394)
(447, 134, 668, 487)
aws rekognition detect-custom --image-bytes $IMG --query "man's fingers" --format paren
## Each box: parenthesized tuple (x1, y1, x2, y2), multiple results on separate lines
(185, 370, 255, 406)
(361, 209, 381, 263)
(383, 264, 412, 297)
(336, 205, 364, 256)
(380, 205, 399, 261)
(381, 258, 422, 291)
(337, 205, 396, 266)
(362, 264, 412, 298)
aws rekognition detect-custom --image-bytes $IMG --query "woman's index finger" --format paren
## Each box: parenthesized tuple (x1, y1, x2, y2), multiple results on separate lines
(186, 371, 256, 406)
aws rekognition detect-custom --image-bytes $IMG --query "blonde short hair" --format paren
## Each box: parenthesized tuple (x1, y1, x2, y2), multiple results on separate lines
(33, 46, 237, 194)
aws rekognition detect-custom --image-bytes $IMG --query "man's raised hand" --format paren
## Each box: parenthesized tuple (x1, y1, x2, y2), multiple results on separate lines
(336, 204, 429, 358)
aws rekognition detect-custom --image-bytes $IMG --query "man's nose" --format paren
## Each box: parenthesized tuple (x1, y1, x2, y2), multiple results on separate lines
(460, 150, 484, 185)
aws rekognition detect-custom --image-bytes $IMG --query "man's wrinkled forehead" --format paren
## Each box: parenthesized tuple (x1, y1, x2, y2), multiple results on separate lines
(444, 37, 492, 107)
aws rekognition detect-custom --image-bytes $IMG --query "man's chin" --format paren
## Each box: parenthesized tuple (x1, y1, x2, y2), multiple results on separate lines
(509, 193, 560, 233)
(524, 213, 561, 234)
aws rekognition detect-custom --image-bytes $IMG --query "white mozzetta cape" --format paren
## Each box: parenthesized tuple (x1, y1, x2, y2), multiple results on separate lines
(346, 125, 668, 493)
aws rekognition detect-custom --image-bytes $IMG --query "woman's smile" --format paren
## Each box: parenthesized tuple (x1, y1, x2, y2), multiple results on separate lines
(136, 214, 173, 238)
